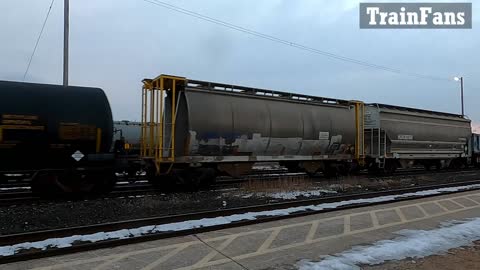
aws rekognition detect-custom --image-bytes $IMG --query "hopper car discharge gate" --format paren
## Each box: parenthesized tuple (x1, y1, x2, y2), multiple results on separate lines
(140, 74, 366, 178)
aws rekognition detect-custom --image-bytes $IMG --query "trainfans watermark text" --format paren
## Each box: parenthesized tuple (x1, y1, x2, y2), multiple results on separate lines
(360, 3, 472, 28)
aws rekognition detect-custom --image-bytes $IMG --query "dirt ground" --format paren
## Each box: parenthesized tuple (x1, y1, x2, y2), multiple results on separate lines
(364, 241, 480, 270)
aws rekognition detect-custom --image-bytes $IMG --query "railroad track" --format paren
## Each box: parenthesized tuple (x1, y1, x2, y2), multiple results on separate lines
(1, 179, 480, 264)
(0, 185, 158, 206)
(0, 168, 479, 206)
(0, 168, 287, 189)
(0, 169, 289, 206)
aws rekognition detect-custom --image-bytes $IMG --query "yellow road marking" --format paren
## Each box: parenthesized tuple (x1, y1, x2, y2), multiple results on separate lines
(370, 212, 380, 227)
(461, 197, 480, 205)
(141, 246, 186, 270)
(394, 208, 408, 222)
(257, 228, 281, 252)
(448, 198, 469, 208)
(173, 200, 480, 270)
(189, 235, 238, 268)
(416, 204, 430, 216)
(434, 201, 451, 212)
(343, 215, 351, 233)
(306, 220, 320, 242)
(29, 191, 480, 270)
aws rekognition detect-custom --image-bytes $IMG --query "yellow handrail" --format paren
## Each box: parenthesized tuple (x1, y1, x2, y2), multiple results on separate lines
(140, 75, 186, 174)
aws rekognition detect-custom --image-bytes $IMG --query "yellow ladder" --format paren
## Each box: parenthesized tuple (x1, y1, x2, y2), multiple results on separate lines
(140, 75, 186, 173)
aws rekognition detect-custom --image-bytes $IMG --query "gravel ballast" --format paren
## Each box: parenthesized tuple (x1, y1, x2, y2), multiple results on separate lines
(1, 169, 479, 235)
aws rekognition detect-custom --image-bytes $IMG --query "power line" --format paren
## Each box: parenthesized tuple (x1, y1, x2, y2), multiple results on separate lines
(142, 0, 451, 82)
(23, 0, 56, 81)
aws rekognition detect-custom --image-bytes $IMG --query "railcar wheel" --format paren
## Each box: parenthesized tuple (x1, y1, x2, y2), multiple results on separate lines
(423, 161, 441, 171)
(147, 172, 176, 191)
(68, 170, 116, 195)
(31, 171, 66, 196)
(199, 168, 217, 187)
(383, 160, 397, 175)
(179, 168, 216, 191)
(349, 162, 362, 175)
(367, 163, 379, 175)
(284, 162, 301, 173)
(367, 161, 396, 176)
(323, 166, 338, 178)
(0, 174, 7, 184)
(31, 170, 116, 197)
(337, 164, 350, 176)
(424, 163, 432, 171)
(89, 170, 117, 194)
(449, 159, 464, 170)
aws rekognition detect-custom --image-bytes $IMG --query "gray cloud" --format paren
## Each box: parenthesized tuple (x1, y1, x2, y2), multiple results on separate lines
(1, 0, 478, 123)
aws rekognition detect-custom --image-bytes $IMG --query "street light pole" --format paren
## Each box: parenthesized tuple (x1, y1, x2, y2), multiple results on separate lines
(63, 0, 69, 87)
(454, 76, 464, 117)
(460, 77, 464, 117)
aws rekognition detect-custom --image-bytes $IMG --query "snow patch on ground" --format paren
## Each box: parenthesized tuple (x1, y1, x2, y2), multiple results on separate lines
(245, 172, 305, 178)
(115, 180, 148, 185)
(216, 188, 238, 192)
(297, 217, 480, 270)
(251, 165, 282, 171)
(0, 187, 31, 191)
(239, 189, 337, 199)
(1, 184, 479, 257)
(267, 190, 338, 200)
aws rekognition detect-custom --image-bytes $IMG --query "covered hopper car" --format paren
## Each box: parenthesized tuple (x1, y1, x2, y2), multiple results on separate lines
(364, 104, 472, 173)
(140, 75, 365, 187)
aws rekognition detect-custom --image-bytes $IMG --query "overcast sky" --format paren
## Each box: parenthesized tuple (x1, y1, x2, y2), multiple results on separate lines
(1, 0, 479, 128)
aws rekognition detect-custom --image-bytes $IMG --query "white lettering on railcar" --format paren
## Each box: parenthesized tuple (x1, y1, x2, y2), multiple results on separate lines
(398, 134, 414, 140)
(319, 132, 330, 140)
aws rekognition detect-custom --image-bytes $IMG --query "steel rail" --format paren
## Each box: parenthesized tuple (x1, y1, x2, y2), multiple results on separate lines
(0, 168, 478, 206)
(1, 179, 480, 264)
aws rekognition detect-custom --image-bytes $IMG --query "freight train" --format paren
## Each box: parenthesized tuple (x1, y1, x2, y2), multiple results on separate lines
(0, 74, 478, 195)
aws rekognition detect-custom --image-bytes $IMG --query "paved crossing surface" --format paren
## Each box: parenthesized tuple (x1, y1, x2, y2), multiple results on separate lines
(4, 190, 480, 270)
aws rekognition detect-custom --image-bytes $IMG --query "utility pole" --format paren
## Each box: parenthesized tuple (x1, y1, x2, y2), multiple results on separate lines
(454, 76, 464, 117)
(63, 0, 69, 87)
(460, 77, 464, 117)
